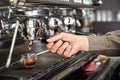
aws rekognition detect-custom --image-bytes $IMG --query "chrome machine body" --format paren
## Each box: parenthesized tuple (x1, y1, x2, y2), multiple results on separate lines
(0, 0, 103, 48)
(1, 1, 119, 80)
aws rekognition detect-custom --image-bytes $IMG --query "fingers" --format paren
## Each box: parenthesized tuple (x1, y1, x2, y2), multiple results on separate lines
(49, 40, 63, 53)
(57, 42, 69, 55)
(63, 45, 72, 57)
(46, 42, 54, 49)
(47, 40, 73, 57)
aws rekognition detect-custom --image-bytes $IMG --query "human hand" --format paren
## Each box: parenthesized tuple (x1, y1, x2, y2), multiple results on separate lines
(17, 2, 25, 6)
(46, 32, 89, 57)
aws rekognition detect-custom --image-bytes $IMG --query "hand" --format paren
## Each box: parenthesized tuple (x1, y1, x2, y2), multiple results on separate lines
(46, 32, 89, 57)
(17, 2, 25, 6)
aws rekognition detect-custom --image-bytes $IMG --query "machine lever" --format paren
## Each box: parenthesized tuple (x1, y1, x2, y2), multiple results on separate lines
(6, 20, 19, 68)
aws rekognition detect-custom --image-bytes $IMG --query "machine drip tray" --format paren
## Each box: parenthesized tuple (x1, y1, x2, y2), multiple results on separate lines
(0, 76, 19, 80)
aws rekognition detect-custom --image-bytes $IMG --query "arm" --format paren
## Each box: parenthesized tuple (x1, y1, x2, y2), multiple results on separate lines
(88, 30, 120, 51)
(47, 30, 120, 57)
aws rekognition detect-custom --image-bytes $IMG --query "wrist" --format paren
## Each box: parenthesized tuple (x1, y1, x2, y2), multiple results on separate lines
(78, 36, 89, 51)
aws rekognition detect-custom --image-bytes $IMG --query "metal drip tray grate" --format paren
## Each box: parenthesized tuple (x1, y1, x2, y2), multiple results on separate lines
(0, 51, 64, 78)
(0, 51, 92, 80)
(0, 70, 36, 78)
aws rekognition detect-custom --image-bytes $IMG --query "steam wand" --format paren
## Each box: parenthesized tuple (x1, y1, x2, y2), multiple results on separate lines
(6, 20, 19, 68)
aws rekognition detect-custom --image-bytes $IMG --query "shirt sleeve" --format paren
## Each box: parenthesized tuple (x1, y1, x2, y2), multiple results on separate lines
(88, 30, 120, 51)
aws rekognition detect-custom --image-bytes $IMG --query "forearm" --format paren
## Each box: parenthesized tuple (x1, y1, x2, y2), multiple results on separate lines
(88, 30, 120, 51)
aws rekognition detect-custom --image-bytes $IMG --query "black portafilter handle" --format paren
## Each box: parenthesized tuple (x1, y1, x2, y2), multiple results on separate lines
(41, 35, 50, 43)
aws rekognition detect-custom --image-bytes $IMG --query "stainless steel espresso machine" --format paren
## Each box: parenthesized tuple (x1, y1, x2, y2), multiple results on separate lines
(0, 0, 119, 80)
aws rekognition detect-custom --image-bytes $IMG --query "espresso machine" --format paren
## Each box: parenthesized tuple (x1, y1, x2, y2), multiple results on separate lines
(0, 0, 119, 80)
